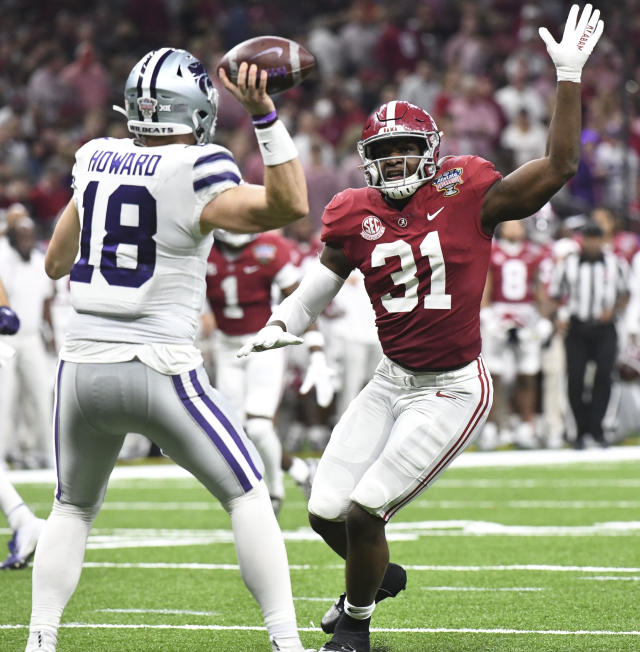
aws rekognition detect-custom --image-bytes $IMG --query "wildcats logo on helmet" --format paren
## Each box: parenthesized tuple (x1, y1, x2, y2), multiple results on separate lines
(137, 97, 158, 119)
(433, 168, 463, 196)
(361, 215, 385, 241)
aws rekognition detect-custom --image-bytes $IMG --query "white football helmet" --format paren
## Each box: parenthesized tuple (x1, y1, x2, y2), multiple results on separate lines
(115, 48, 219, 143)
(213, 229, 257, 248)
(358, 101, 441, 200)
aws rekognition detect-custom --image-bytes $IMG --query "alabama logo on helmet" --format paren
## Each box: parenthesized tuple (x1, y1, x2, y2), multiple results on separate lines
(361, 215, 385, 241)
(433, 167, 463, 196)
(137, 97, 158, 120)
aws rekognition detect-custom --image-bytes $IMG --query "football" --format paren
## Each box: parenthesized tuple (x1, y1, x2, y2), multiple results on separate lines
(217, 36, 315, 95)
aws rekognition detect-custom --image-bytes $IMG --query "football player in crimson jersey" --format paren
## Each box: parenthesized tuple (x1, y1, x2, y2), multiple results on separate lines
(239, 6, 603, 651)
(205, 229, 332, 513)
(479, 220, 550, 450)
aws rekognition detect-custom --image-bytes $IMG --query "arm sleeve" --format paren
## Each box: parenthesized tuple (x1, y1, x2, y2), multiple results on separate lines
(268, 260, 346, 336)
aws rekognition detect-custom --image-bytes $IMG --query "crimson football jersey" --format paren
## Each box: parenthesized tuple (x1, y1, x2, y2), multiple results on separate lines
(206, 232, 299, 336)
(488, 239, 545, 304)
(321, 155, 502, 370)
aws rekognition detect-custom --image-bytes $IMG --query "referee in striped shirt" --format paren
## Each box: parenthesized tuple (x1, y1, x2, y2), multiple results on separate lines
(548, 223, 629, 448)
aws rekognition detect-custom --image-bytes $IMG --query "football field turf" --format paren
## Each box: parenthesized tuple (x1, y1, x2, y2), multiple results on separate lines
(2, 448, 639, 651)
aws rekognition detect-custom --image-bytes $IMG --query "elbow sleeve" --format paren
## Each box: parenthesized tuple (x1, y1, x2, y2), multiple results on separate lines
(270, 261, 346, 335)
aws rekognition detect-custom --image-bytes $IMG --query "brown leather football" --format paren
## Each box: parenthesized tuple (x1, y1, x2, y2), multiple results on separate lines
(217, 36, 315, 95)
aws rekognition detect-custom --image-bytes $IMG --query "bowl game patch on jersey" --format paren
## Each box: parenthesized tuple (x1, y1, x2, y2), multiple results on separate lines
(433, 167, 463, 196)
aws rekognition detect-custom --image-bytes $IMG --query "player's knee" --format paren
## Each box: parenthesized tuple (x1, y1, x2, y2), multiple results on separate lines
(308, 489, 349, 522)
(346, 502, 385, 539)
(52, 500, 100, 526)
(245, 417, 276, 447)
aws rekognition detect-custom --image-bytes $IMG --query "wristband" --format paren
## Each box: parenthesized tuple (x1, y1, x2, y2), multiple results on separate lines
(254, 119, 298, 166)
(252, 110, 278, 127)
(304, 330, 325, 350)
(556, 68, 581, 83)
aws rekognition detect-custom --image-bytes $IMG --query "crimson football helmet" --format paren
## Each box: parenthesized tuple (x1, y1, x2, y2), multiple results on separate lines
(358, 101, 441, 199)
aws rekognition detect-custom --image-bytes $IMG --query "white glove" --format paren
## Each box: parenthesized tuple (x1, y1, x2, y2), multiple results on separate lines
(539, 4, 604, 83)
(236, 324, 304, 358)
(300, 350, 336, 408)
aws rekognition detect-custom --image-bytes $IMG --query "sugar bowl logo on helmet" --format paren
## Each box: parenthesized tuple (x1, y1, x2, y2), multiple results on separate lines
(358, 101, 442, 200)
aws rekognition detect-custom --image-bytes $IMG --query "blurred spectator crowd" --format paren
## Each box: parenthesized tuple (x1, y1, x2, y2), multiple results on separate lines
(1, 0, 640, 467)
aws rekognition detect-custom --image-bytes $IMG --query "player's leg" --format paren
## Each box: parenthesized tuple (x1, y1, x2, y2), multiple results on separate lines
(308, 367, 406, 641)
(0, 467, 44, 569)
(17, 334, 54, 468)
(321, 357, 492, 651)
(513, 333, 542, 448)
(151, 365, 308, 651)
(245, 347, 286, 512)
(27, 362, 127, 651)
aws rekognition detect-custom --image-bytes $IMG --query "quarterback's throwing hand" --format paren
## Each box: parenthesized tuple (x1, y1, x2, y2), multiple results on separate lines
(539, 4, 604, 83)
(236, 324, 304, 357)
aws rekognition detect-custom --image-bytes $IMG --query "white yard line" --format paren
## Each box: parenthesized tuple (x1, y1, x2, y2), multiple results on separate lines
(1, 623, 639, 636)
(420, 586, 544, 592)
(6, 447, 640, 484)
(77, 561, 640, 573)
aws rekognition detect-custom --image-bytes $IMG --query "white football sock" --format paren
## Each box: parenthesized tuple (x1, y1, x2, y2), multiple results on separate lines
(245, 418, 284, 500)
(29, 501, 98, 636)
(0, 468, 32, 529)
(228, 482, 301, 642)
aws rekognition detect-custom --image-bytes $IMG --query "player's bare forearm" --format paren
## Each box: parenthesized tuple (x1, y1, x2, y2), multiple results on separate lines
(45, 199, 80, 279)
(481, 82, 581, 230)
(200, 161, 308, 235)
(261, 157, 309, 226)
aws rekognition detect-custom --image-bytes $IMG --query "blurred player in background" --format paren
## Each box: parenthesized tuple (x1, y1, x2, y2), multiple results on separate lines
(0, 213, 56, 469)
(24, 49, 313, 652)
(479, 219, 550, 449)
(0, 277, 45, 570)
(205, 228, 332, 513)
(239, 6, 603, 651)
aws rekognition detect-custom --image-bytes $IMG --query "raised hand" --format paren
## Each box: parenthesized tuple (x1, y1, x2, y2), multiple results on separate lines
(217, 62, 276, 116)
(539, 4, 604, 82)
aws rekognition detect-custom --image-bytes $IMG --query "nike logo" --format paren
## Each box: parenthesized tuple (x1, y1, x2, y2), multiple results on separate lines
(436, 390, 455, 399)
(243, 265, 259, 274)
(248, 47, 284, 61)
(427, 207, 444, 221)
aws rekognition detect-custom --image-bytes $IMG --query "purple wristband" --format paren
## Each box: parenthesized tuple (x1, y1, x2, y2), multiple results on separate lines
(252, 110, 278, 127)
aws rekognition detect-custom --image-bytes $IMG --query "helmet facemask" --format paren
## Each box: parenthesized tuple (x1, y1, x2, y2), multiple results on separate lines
(358, 131, 441, 200)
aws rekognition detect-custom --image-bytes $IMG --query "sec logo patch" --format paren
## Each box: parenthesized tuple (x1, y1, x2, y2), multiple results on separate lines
(361, 215, 385, 241)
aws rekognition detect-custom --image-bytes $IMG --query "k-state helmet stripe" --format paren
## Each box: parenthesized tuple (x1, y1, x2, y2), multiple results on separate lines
(136, 51, 155, 121)
(149, 49, 175, 122)
(386, 100, 397, 126)
(138, 48, 174, 122)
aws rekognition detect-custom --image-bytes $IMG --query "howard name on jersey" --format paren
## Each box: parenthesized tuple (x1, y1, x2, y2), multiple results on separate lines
(206, 232, 299, 336)
(65, 136, 242, 347)
(321, 155, 502, 370)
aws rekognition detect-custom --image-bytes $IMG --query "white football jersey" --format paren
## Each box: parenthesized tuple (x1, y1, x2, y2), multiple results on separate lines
(62, 137, 242, 373)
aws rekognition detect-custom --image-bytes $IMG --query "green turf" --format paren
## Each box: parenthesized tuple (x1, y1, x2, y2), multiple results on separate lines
(1, 459, 639, 651)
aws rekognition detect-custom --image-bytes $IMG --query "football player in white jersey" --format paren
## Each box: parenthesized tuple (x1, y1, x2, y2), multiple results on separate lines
(24, 49, 313, 652)
(0, 277, 46, 570)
